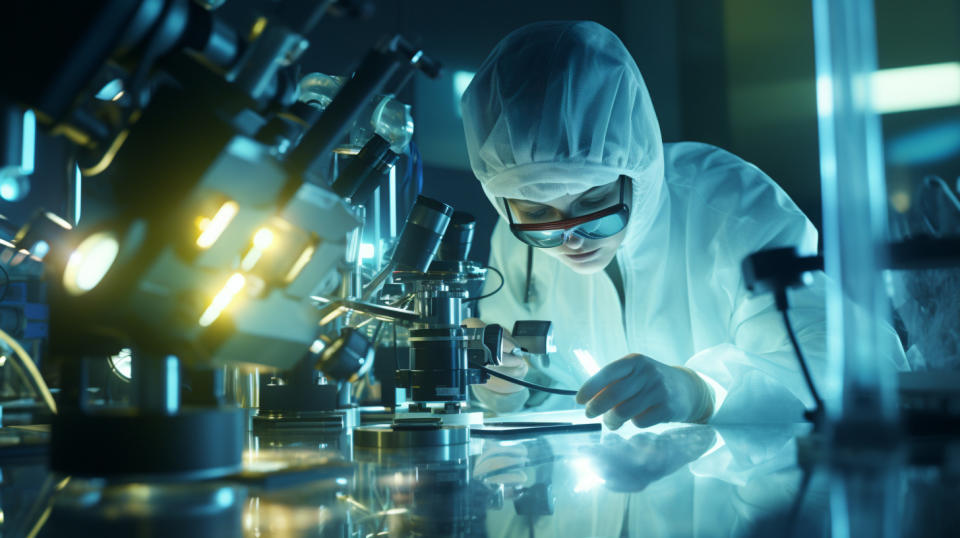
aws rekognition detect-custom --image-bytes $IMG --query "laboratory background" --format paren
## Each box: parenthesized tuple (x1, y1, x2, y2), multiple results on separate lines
(0, 0, 957, 536)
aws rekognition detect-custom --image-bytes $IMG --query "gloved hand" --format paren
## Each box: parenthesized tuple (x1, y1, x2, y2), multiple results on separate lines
(575, 354, 714, 429)
(464, 318, 527, 394)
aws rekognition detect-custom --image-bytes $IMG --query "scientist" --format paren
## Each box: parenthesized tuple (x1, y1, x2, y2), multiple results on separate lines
(462, 21, 904, 428)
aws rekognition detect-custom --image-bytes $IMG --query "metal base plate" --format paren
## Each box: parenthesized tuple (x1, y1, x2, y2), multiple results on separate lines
(396, 410, 484, 426)
(51, 408, 244, 479)
(252, 408, 359, 432)
(353, 424, 469, 449)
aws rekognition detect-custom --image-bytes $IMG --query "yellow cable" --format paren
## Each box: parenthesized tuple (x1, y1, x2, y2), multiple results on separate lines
(25, 506, 51, 538)
(0, 328, 57, 415)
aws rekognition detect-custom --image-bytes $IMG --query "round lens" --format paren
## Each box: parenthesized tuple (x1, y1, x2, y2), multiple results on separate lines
(572, 210, 628, 240)
(516, 229, 564, 248)
(108, 348, 133, 381)
(63, 231, 120, 295)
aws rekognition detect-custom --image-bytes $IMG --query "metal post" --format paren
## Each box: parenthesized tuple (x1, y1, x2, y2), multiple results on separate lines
(811, 0, 902, 536)
(389, 165, 398, 239)
(373, 185, 382, 269)
(134, 354, 181, 415)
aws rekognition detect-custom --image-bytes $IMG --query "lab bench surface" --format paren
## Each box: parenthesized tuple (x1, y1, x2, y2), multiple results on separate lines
(0, 418, 957, 537)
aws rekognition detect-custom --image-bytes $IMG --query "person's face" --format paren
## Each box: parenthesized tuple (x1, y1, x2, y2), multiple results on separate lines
(506, 178, 630, 274)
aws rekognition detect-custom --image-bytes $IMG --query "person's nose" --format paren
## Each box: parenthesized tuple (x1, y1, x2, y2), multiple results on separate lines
(564, 231, 585, 249)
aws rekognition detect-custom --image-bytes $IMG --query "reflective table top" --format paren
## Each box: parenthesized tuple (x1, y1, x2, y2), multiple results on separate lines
(1, 411, 957, 537)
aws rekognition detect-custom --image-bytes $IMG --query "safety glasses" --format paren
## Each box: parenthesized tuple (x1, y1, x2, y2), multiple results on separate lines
(504, 176, 630, 248)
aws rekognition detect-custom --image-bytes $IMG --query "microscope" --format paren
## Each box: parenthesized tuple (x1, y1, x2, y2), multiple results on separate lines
(1, 0, 440, 479)
(314, 194, 555, 449)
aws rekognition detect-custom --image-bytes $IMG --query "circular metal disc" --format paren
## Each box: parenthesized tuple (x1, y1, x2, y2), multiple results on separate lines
(353, 425, 469, 449)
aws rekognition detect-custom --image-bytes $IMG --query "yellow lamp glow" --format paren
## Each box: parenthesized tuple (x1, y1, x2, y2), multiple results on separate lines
(240, 228, 274, 271)
(284, 244, 316, 283)
(63, 231, 120, 295)
(196, 201, 238, 249)
(252, 228, 273, 249)
(199, 273, 246, 327)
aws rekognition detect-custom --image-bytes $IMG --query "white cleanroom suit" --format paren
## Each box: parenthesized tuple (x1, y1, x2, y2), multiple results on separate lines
(460, 21, 907, 422)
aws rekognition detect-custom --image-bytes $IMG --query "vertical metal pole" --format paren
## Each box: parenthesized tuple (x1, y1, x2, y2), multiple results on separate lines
(372, 185, 382, 269)
(134, 354, 181, 415)
(73, 164, 82, 225)
(388, 165, 398, 239)
(811, 0, 902, 536)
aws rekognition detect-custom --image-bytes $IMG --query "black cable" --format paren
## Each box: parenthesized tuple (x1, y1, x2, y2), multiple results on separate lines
(463, 266, 504, 303)
(780, 306, 824, 423)
(470, 362, 577, 395)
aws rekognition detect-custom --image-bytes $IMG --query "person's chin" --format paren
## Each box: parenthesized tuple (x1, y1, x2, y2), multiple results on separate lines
(555, 247, 610, 274)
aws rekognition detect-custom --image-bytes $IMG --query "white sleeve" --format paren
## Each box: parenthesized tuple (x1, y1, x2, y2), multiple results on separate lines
(679, 154, 906, 423)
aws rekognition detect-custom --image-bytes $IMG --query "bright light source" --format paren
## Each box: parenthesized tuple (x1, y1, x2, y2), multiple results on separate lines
(285, 244, 316, 283)
(63, 231, 120, 295)
(108, 347, 133, 381)
(571, 458, 605, 493)
(241, 227, 274, 271)
(199, 273, 246, 327)
(0, 355, 6, 367)
(872, 62, 960, 114)
(31, 240, 50, 260)
(359, 243, 375, 260)
(252, 228, 274, 249)
(572, 349, 601, 376)
(0, 178, 25, 202)
(196, 201, 238, 249)
(309, 339, 326, 354)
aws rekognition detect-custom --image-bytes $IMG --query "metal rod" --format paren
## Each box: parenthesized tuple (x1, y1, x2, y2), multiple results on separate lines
(812, 0, 903, 536)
